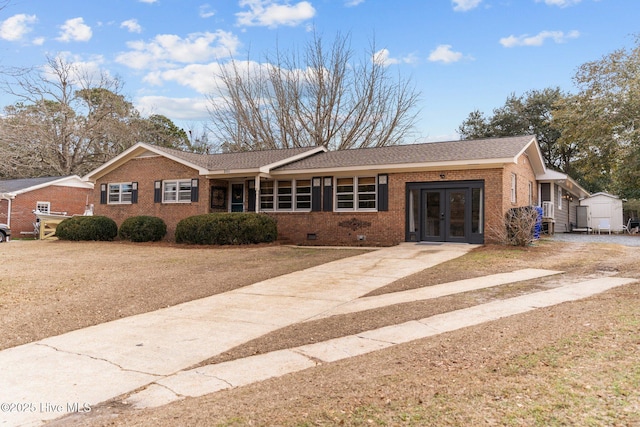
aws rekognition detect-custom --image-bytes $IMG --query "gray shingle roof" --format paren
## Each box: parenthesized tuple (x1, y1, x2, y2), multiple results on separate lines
(152, 145, 321, 171)
(274, 135, 535, 171)
(0, 176, 69, 193)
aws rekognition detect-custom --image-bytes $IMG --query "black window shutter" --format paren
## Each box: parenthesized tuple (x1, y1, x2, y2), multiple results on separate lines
(131, 182, 138, 204)
(247, 180, 256, 212)
(100, 184, 107, 204)
(190, 179, 199, 202)
(311, 177, 322, 211)
(322, 177, 333, 212)
(154, 181, 162, 203)
(378, 174, 388, 211)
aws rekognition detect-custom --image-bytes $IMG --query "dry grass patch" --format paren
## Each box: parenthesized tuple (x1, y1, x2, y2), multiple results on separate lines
(0, 240, 367, 350)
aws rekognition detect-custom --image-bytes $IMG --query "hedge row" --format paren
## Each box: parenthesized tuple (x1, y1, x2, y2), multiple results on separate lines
(175, 213, 277, 245)
(56, 213, 277, 245)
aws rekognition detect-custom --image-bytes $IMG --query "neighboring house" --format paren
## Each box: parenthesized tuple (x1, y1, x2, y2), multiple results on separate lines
(0, 176, 94, 237)
(84, 135, 546, 245)
(579, 192, 624, 233)
(536, 169, 591, 233)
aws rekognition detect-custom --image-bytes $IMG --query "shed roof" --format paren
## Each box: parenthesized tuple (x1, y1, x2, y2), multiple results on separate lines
(0, 176, 66, 193)
(0, 176, 92, 197)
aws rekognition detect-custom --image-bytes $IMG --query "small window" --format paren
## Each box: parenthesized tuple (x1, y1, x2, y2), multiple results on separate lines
(335, 176, 377, 211)
(163, 180, 192, 203)
(336, 177, 355, 209)
(528, 181, 533, 206)
(260, 181, 274, 210)
(358, 177, 377, 209)
(295, 180, 312, 210)
(36, 201, 50, 214)
(108, 183, 133, 204)
(277, 181, 293, 210)
(510, 174, 517, 204)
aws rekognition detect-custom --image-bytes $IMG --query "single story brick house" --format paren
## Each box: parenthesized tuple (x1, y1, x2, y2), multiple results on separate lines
(0, 176, 94, 237)
(83, 135, 559, 245)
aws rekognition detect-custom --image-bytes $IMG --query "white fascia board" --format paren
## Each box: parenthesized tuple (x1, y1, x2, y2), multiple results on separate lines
(518, 136, 546, 175)
(84, 143, 208, 181)
(10, 175, 93, 196)
(270, 158, 512, 177)
(259, 146, 328, 174)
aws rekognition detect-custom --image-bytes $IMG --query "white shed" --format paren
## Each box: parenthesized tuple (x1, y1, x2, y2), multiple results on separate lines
(579, 192, 624, 233)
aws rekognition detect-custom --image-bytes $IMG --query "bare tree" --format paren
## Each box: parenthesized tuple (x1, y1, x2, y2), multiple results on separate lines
(207, 33, 420, 151)
(0, 56, 194, 178)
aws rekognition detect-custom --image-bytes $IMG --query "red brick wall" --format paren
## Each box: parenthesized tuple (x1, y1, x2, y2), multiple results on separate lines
(92, 156, 210, 239)
(2, 186, 92, 237)
(90, 152, 538, 245)
(271, 156, 537, 246)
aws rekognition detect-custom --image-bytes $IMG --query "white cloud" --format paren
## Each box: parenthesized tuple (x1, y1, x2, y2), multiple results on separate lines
(452, 0, 481, 12)
(199, 4, 216, 18)
(57, 17, 92, 42)
(345, 0, 365, 6)
(373, 49, 399, 66)
(143, 63, 222, 93)
(0, 14, 37, 41)
(139, 0, 158, 3)
(236, 0, 316, 28)
(428, 45, 463, 63)
(372, 49, 418, 67)
(500, 30, 580, 47)
(121, 19, 142, 33)
(115, 30, 241, 70)
(535, 0, 582, 7)
(136, 96, 211, 121)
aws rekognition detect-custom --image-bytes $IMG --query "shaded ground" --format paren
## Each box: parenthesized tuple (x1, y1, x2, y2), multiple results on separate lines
(2, 237, 639, 426)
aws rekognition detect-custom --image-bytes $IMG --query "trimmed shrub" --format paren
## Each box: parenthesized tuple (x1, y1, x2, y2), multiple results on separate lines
(56, 216, 118, 241)
(175, 213, 277, 245)
(118, 216, 167, 242)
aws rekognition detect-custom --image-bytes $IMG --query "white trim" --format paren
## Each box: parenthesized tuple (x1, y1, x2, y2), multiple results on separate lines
(107, 182, 133, 204)
(334, 176, 378, 212)
(162, 179, 192, 203)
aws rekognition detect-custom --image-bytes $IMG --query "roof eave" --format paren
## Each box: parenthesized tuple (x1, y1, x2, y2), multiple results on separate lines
(271, 158, 515, 176)
(84, 143, 209, 181)
(6, 175, 93, 196)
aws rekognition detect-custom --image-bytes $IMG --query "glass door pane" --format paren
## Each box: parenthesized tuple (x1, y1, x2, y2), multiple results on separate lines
(423, 190, 442, 239)
(447, 190, 466, 239)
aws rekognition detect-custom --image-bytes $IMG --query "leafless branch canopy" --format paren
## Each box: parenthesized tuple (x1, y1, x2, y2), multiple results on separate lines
(207, 33, 420, 151)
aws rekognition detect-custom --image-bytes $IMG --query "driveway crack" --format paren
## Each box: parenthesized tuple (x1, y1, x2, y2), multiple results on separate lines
(35, 342, 162, 378)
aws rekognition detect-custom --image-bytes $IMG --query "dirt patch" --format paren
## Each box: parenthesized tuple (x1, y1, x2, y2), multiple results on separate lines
(5, 238, 640, 426)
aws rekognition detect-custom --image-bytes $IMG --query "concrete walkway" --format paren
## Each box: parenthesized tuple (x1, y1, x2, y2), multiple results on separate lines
(0, 243, 473, 427)
(126, 276, 636, 410)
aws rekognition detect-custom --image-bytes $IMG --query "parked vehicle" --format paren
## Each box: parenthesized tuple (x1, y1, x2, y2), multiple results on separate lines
(0, 223, 10, 242)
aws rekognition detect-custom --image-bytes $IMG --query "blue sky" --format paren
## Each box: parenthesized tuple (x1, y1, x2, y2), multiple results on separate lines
(0, 0, 637, 143)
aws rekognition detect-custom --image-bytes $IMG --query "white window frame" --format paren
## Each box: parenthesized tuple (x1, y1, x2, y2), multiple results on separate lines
(163, 179, 192, 203)
(528, 181, 533, 206)
(510, 173, 517, 204)
(260, 179, 313, 212)
(295, 179, 312, 211)
(108, 183, 133, 204)
(335, 176, 378, 212)
(36, 201, 50, 214)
